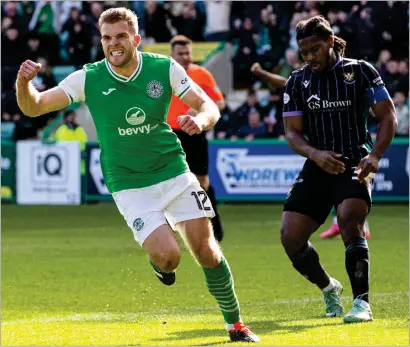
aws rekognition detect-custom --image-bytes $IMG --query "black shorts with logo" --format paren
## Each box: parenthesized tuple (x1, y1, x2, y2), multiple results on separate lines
(283, 159, 372, 225)
(174, 130, 209, 176)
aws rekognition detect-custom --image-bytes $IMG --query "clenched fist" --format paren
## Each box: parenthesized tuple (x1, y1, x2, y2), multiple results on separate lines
(250, 62, 262, 75)
(17, 60, 41, 82)
(177, 115, 204, 136)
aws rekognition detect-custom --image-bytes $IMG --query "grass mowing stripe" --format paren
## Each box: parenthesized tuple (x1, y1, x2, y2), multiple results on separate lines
(3, 291, 406, 326)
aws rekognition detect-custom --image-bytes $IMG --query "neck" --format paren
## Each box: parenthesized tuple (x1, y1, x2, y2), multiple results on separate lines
(327, 52, 338, 69)
(111, 51, 139, 77)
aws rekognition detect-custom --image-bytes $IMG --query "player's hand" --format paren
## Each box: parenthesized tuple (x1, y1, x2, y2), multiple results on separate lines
(17, 60, 41, 82)
(250, 62, 262, 75)
(311, 150, 345, 175)
(177, 115, 204, 136)
(356, 153, 379, 184)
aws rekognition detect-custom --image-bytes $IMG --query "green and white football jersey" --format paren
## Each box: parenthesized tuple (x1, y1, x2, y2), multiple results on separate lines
(59, 51, 192, 192)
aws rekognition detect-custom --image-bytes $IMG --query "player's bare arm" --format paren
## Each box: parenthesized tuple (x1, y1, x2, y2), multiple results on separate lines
(250, 62, 288, 89)
(177, 82, 220, 136)
(16, 60, 70, 117)
(284, 115, 345, 175)
(357, 98, 397, 183)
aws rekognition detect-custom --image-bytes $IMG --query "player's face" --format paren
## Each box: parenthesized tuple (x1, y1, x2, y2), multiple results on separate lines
(100, 21, 141, 68)
(171, 44, 193, 70)
(298, 36, 333, 72)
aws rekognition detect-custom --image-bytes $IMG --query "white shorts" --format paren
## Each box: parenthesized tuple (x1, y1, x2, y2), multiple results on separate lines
(112, 172, 215, 246)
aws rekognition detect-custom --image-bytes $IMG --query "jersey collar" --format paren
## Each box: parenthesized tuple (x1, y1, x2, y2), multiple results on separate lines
(104, 50, 143, 83)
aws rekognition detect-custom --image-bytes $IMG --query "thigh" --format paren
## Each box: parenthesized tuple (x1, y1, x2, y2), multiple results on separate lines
(333, 170, 372, 213)
(336, 198, 369, 243)
(177, 217, 222, 267)
(142, 223, 180, 260)
(112, 187, 167, 246)
(281, 211, 320, 255)
(164, 172, 215, 230)
(284, 160, 334, 226)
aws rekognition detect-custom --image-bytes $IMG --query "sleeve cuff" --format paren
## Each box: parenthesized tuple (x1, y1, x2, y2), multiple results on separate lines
(283, 111, 303, 117)
(178, 85, 191, 99)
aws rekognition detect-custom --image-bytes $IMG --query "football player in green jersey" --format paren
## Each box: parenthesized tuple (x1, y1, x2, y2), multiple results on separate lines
(16, 7, 259, 343)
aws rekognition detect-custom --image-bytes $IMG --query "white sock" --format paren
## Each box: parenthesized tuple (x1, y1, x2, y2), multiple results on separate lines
(333, 216, 338, 225)
(322, 278, 335, 292)
(226, 323, 235, 331)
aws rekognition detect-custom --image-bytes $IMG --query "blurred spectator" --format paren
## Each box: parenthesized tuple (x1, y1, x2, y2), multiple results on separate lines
(397, 60, 409, 95)
(375, 49, 392, 79)
(28, 0, 61, 65)
(384, 60, 400, 95)
(1, 1, 28, 36)
(67, 20, 92, 67)
(59, 1, 82, 26)
(261, 90, 285, 139)
(1, 26, 27, 67)
(347, 5, 376, 61)
(204, 0, 231, 42)
(256, 8, 289, 70)
(84, 1, 104, 61)
(372, 1, 409, 59)
(144, 1, 172, 43)
(231, 109, 267, 141)
(55, 110, 88, 174)
(214, 96, 233, 139)
(26, 32, 45, 63)
(393, 91, 409, 137)
(231, 17, 258, 88)
(273, 49, 302, 78)
(230, 89, 263, 135)
(55, 110, 88, 149)
(32, 57, 57, 93)
(171, 2, 205, 42)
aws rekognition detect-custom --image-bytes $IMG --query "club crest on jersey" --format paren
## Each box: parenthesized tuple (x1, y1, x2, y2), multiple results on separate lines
(147, 80, 163, 99)
(125, 107, 146, 125)
(343, 72, 355, 84)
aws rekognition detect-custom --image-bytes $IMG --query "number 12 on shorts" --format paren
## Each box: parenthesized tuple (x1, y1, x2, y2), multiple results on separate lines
(191, 191, 211, 211)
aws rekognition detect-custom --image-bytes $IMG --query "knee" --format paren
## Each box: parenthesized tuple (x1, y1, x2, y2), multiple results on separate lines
(280, 227, 305, 256)
(338, 212, 366, 241)
(151, 247, 181, 272)
(194, 240, 221, 268)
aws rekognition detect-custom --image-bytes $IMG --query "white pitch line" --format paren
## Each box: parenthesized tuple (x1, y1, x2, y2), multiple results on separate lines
(2, 292, 407, 326)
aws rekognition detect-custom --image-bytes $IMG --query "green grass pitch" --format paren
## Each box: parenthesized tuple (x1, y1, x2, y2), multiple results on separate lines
(1, 203, 408, 346)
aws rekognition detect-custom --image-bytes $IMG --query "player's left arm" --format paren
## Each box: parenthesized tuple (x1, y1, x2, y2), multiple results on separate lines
(357, 61, 397, 183)
(170, 59, 220, 135)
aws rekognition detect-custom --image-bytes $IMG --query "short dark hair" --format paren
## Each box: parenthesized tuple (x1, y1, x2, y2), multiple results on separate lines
(170, 35, 192, 49)
(296, 15, 346, 57)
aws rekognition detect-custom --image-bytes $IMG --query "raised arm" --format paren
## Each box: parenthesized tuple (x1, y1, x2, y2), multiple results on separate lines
(16, 60, 71, 117)
(251, 63, 288, 89)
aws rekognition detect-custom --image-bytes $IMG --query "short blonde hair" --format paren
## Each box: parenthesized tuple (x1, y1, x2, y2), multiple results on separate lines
(98, 7, 139, 35)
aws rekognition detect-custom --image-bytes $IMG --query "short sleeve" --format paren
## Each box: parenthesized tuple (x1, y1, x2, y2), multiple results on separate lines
(58, 70, 86, 104)
(282, 74, 303, 117)
(359, 61, 390, 105)
(169, 58, 192, 99)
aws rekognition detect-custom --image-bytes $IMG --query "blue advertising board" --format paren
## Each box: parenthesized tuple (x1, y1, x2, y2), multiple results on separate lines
(209, 139, 409, 202)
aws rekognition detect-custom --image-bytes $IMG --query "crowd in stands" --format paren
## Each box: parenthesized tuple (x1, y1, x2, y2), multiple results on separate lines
(2, 0, 409, 142)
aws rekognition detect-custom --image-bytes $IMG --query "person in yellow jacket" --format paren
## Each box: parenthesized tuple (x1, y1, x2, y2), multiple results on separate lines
(54, 110, 87, 174)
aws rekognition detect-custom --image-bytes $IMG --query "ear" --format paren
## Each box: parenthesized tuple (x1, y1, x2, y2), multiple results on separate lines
(134, 34, 141, 48)
(328, 35, 335, 49)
